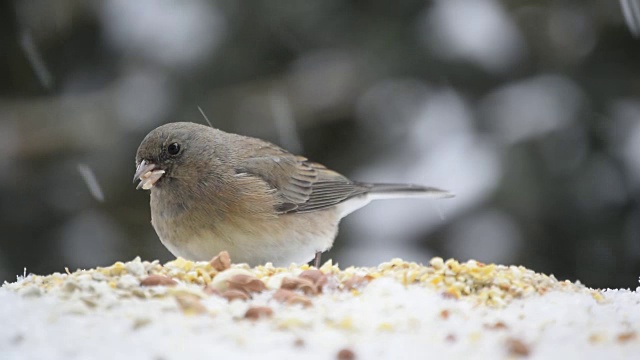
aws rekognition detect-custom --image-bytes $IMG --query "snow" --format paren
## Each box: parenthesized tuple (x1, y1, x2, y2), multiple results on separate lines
(0, 258, 638, 360)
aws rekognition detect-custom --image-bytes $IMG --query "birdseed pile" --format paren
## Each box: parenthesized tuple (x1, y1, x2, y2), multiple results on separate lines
(1, 252, 638, 360)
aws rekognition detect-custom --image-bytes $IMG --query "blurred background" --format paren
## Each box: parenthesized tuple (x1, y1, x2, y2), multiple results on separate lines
(1, 0, 639, 289)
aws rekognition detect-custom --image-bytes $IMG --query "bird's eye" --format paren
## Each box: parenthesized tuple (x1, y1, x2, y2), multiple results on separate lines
(167, 143, 181, 155)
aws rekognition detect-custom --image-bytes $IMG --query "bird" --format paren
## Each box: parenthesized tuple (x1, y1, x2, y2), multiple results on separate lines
(133, 122, 453, 267)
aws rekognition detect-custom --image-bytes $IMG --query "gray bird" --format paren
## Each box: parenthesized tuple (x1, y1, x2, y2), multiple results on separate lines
(134, 122, 453, 267)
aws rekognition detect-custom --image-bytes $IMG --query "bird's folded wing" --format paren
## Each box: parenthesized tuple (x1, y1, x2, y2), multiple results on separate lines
(234, 146, 368, 214)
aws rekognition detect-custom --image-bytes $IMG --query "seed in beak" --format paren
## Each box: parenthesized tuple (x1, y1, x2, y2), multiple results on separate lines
(133, 160, 165, 190)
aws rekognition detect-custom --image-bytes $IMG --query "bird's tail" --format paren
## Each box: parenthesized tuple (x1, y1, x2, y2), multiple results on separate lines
(336, 182, 454, 217)
(362, 183, 454, 201)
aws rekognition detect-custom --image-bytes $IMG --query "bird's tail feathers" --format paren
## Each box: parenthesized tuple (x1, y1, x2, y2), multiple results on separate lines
(362, 183, 454, 201)
(336, 182, 453, 217)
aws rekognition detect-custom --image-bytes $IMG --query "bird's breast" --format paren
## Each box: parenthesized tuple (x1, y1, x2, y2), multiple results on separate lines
(148, 187, 341, 266)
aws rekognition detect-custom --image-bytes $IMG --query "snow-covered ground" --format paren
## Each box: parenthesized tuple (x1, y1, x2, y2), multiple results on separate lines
(1, 256, 638, 360)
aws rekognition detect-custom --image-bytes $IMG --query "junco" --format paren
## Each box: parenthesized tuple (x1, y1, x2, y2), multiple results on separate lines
(134, 122, 453, 267)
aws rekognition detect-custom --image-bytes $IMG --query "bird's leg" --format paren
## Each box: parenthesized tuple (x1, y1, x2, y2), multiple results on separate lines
(314, 251, 322, 268)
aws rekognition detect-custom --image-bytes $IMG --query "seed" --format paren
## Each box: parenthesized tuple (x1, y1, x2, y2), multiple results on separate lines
(221, 289, 250, 302)
(209, 251, 231, 271)
(299, 269, 327, 290)
(227, 274, 266, 293)
(273, 288, 296, 302)
(244, 306, 274, 320)
(617, 331, 636, 343)
(293, 338, 305, 347)
(273, 289, 312, 307)
(281, 277, 318, 295)
(140, 275, 177, 287)
(484, 321, 508, 330)
(342, 276, 369, 291)
(506, 338, 530, 357)
(337, 348, 355, 360)
(429, 257, 444, 269)
(439, 309, 450, 319)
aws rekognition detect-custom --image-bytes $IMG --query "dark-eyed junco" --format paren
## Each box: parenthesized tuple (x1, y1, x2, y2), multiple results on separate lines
(134, 122, 453, 267)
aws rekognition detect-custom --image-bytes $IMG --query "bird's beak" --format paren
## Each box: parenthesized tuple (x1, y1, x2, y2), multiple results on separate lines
(133, 160, 165, 190)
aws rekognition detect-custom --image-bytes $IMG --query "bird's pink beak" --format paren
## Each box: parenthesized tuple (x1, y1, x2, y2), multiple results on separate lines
(133, 160, 165, 190)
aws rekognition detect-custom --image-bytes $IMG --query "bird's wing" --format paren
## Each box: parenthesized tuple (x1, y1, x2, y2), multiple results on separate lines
(233, 144, 368, 214)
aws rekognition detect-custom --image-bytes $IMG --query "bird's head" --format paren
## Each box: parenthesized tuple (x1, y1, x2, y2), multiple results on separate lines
(133, 122, 212, 190)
